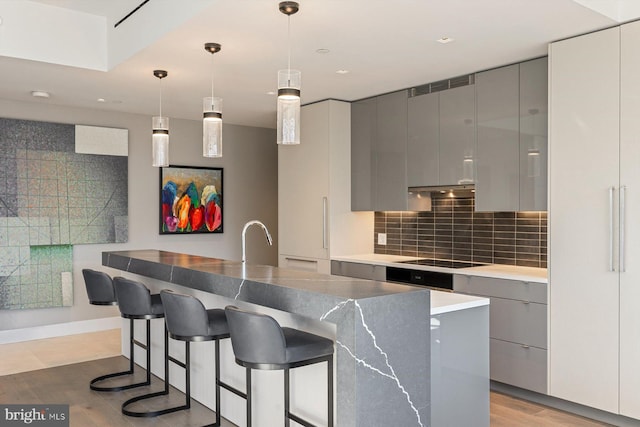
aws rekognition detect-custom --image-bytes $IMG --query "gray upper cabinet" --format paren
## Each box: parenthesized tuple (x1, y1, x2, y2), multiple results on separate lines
(476, 64, 520, 211)
(351, 97, 376, 211)
(375, 91, 408, 211)
(519, 57, 548, 211)
(439, 85, 476, 186)
(351, 91, 408, 211)
(407, 92, 439, 187)
(475, 57, 548, 212)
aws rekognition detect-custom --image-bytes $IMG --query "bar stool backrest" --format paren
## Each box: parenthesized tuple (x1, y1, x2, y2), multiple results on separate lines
(160, 290, 211, 340)
(82, 269, 117, 305)
(225, 305, 287, 365)
(113, 277, 153, 317)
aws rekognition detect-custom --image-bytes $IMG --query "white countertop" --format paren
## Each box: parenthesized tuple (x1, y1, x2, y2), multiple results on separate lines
(430, 290, 489, 315)
(332, 253, 548, 283)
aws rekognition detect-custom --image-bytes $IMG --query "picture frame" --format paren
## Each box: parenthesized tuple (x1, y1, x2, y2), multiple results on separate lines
(160, 165, 223, 234)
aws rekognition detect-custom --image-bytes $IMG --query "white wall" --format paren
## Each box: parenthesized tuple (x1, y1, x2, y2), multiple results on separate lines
(0, 98, 277, 331)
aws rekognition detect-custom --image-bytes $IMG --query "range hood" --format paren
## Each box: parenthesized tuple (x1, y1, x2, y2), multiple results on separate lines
(408, 184, 475, 211)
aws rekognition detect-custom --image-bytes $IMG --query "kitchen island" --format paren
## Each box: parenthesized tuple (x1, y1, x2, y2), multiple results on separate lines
(103, 250, 432, 427)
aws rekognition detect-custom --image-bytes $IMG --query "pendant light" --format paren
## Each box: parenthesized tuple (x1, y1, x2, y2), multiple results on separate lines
(203, 42, 223, 158)
(152, 69, 169, 167)
(277, 1, 301, 145)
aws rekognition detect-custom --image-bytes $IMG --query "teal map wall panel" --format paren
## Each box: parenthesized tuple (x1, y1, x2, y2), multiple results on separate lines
(0, 118, 128, 310)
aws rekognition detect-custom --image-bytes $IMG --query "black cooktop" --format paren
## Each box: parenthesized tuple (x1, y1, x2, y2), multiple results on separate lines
(399, 259, 486, 269)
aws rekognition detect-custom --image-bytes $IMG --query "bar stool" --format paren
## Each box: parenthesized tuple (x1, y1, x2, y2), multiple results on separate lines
(160, 290, 246, 427)
(113, 277, 182, 418)
(224, 305, 335, 427)
(82, 269, 150, 393)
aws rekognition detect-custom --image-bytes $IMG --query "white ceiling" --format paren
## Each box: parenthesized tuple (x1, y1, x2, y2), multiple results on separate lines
(0, 0, 629, 129)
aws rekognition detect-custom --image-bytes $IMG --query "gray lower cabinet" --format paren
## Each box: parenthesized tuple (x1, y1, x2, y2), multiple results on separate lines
(432, 305, 490, 427)
(350, 90, 408, 212)
(331, 260, 386, 281)
(454, 274, 547, 394)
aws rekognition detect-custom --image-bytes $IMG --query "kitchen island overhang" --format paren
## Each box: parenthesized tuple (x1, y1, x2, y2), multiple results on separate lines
(103, 249, 430, 427)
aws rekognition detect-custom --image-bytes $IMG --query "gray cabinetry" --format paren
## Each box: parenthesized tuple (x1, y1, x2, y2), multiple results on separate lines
(454, 274, 547, 394)
(407, 92, 439, 187)
(439, 85, 476, 186)
(476, 64, 520, 211)
(475, 57, 548, 212)
(375, 91, 408, 211)
(331, 260, 386, 281)
(351, 91, 407, 211)
(351, 97, 376, 211)
(520, 57, 548, 211)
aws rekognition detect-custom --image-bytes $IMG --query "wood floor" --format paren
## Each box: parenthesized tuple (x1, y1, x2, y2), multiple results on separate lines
(0, 330, 611, 426)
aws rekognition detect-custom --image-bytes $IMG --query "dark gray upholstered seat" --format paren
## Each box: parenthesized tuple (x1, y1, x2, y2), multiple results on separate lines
(113, 277, 164, 319)
(111, 277, 181, 418)
(83, 269, 155, 393)
(82, 269, 117, 306)
(225, 305, 334, 427)
(160, 290, 229, 341)
(158, 290, 241, 427)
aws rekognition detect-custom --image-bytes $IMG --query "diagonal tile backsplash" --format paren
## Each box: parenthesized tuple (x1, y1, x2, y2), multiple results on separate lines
(374, 197, 547, 268)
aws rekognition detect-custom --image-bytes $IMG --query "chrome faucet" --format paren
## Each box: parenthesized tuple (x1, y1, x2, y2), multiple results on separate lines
(241, 220, 273, 263)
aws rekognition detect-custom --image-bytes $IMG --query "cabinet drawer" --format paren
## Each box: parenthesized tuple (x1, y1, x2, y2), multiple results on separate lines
(490, 297, 547, 349)
(331, 261, 385, 281)
(490, 338, 547, 394)
(454, 274, 546, 304)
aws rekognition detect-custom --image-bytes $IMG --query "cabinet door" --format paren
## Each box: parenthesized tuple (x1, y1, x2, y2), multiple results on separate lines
(439, 85, 476, 186)
(549, 27, 620, 413)
(619, 20, 640, 419)
(374, 91, 408, 211)
(519, 57, 548, 211)
(351, 97, 376, 211)
(278, 102, 330, 260)
(475, 64, 520, 211)
(407, 92, 439, 187)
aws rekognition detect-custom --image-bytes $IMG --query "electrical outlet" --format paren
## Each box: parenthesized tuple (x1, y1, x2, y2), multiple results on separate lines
(377, 233, 387, 245)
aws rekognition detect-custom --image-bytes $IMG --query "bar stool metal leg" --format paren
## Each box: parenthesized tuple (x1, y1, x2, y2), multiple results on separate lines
(121, 325, 190, 418)
(90, 318, 152, 392)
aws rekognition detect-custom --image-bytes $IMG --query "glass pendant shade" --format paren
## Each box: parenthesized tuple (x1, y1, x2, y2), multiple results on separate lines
(203, 96, 223, 157)
(152, 116, 169, 167)
(277, 69, 301, 145)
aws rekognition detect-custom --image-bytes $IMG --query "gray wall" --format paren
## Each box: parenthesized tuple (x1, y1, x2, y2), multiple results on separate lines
(0, 98, 277, 330)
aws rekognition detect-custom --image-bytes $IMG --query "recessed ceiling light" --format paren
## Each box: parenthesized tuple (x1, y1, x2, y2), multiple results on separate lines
(316, 48, 330, 54)
(97, 98, 106, 103)
(31, 91, 50, 98)
(336, 69, 350, 74)
(266, 91, 276, 96)
(436, 37, 454, 44)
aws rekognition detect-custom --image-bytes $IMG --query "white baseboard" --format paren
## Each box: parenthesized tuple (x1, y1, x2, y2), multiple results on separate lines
(0, 317, 121, 344)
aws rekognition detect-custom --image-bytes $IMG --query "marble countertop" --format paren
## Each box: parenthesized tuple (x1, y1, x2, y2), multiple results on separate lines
(332, 254, 548, 284)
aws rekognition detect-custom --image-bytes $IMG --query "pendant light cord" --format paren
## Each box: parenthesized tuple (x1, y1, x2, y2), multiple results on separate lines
(159, 77, 163, 117)
(287, 14, 292, 84)
(211, 52, 215, 99)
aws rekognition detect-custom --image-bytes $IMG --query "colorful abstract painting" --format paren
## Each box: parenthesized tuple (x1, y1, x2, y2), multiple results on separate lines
(160, 165, 222, 234)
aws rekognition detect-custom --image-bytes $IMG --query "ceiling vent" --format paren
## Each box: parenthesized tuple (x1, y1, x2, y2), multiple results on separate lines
(409, 74, 474, 97)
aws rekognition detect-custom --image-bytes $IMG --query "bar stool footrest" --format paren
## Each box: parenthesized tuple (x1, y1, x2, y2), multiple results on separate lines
(288, 412, 318, 427)
(121, 390, 189, 418)
(90, 370, 151, 392)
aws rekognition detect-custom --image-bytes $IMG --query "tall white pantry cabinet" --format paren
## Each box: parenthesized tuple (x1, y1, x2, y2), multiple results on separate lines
(278, 100, 373, 274)
(549, 22, 640, 418)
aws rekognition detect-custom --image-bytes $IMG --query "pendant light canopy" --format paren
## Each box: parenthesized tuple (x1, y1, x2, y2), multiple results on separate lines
(277, 1, 301, 145)
(152, 69, 169, 167)
(203, 42, 223, 158)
